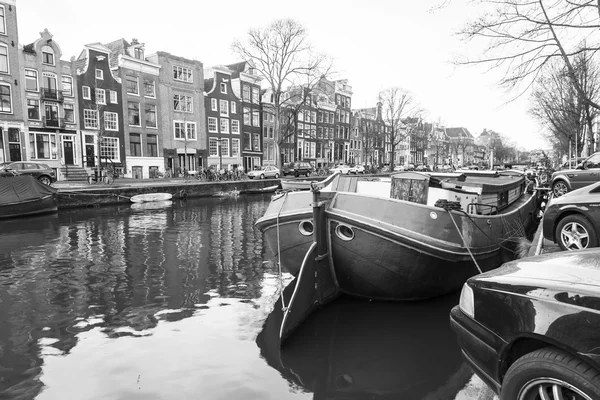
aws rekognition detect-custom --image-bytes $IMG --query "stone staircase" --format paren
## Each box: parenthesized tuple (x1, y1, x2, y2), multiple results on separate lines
(60, 166, 89, 181)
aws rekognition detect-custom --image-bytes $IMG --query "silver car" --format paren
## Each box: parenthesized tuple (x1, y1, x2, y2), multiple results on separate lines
(247, 165, 280, 179)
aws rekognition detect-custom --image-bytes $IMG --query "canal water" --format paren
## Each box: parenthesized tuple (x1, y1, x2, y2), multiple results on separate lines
(0, 195, 495, 400)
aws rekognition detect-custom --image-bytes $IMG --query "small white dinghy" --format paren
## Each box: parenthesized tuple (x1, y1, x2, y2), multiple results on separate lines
(130, 193, 173, 203)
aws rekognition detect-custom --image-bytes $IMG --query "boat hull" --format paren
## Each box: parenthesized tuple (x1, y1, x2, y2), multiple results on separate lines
(0, 194, 57, 219)
(130, 193, 173, 203)
(326, 191, 538, 300)
(280, 180, 312, 191)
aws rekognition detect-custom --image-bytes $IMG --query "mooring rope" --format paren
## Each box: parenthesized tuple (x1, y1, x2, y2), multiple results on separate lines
(435, 201, 483, 274)
(275, 191, 289, 311)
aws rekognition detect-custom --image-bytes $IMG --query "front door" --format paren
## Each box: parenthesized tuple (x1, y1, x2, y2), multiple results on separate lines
(63, 140, 74, 165)
(85, 144, 95, 167)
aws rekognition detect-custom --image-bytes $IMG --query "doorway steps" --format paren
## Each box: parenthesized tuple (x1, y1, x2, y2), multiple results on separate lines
(60, 166, 89, 181)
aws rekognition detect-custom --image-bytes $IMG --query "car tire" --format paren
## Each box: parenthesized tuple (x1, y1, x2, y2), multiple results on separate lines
(275, 173, 279, 179)
(501, 347, 600, 400)
(38, 176, 52, 185)
(555, 214, 598, 251)
(294, 171, 299, 178)
(260, 174, 265, 179)
(305, 171, 310, 177)
(552, 180, 569, 197)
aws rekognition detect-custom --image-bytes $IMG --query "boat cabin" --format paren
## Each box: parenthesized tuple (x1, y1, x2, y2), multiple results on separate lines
(322, 171, 527, 215)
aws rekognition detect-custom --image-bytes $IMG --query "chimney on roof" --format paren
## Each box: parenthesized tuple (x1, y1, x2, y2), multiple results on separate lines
(376, 101, 382, 120)
(131, 38, 138, 45)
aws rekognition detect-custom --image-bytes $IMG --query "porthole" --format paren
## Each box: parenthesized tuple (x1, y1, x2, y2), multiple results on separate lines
(298, 220, 314, 236)
(336, 224, 355, 241)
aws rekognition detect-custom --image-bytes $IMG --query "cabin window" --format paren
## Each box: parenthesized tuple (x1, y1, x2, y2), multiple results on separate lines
(498, 191, 508, 208)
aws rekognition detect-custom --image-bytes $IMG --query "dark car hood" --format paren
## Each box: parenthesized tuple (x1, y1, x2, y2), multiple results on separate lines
(472, 249, 600, 291)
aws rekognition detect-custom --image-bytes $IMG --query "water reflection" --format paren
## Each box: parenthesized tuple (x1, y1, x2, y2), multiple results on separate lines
(258, 291, 472, 400)
(0, 195, 275, 398)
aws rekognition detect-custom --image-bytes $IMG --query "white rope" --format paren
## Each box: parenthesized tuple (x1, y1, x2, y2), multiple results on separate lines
(448, 210, 483, 274)
(275, 191, 289, 311)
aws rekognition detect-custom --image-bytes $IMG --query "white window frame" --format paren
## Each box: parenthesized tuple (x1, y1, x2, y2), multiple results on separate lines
(174, 121, 197, 141)
(110, 90, 117, 104)
(252, 110, 259, 127)
(208, 117, 218, 133)
(231, 120, 240, 134)
(144, 79, 156, 98)
(174, 94, 193, 113)
(0, 43, 9, 74)
(27, 98, 40, 120)
(95, 69, 103, 80)
(232, 138, 240, 157)
(126, 75, 139, 95)
(95, 88, 106, 105)
(209, 137, 219, 156)
(173, 65, 193, 83)
(104, 111, 118, 131)
(0, 6, 6, 35)
(231, 101, 236, 114)
(83, 109, 98, 129)
(211, 98, 218, 111)
(0, 82, 11, 113)
(82, 86, 91, 100)
(220, 118, 229, 134)
(219, 99, 228, 116)
(220, 138, 230, 157)
(61, 75, 73, 97)
(41, 46, 55, 66)
(101, 136, 120, 162)
(220, 82, 227, 94)
(25, 69, 38, 91)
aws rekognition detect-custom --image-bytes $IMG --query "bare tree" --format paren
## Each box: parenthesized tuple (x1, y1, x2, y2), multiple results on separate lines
(232, 19, 333, 170)
(378, 88, 421, 170)
(457, 0, 600, 110)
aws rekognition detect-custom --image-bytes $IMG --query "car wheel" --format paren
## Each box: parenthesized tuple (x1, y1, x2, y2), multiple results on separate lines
(275, 173, 279, 179)
(305, 171, 310, 177)
(38, 176, 52, 185)
(501, 347, 600, 400)
(260, 174, 265, 179)
(555, 214, 598, 251)
(552, 180, 569, 197)
(294, 171, 299, 178)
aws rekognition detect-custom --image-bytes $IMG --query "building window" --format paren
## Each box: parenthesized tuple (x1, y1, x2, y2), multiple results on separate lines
(101, 137, 119, 160)
(0, 83, 10, 113)
(83, 109, 98, 129)
(174, 94, 192, 112)
(128, 102, 140, 126)
(253, 133, 260, 151)
(243, 132, 251, 150)
(209, 137, 218, 156)
(173, 65, 193, 82)
(220, 82, 227, 94)
(147, 135, 158, 157)
(231, 101, 236, 114)
(243, 107, 250, 125)
(126, 74, 139, 95)
(145, 104, 157, 128)
(110, 90, 117, 104)
(211, 98, 217, 111)
(95, 69, 103, 80)
(231, 120, 239, 134)
(0, 6, 5, 35)
(25, 70, 38, 91)
(104, 111, 118, 131)
(82, 86, 91, 100)
(252, 111, 259, 126)
(61, 76, 72, 96)
(63, 103, 74, 123)
(27, 99, 40, 120)
(219, 99, 228, 116)
(144, 79, 155, 98)
(174, 121, 196, 140)
(220, 118, 229, 133)
(95, 89, 106, 105)
(232, 139, 240, 157)
(130, 133, 141, 156)
(220, 138, 230, 157)
(208, 117, 218, 133)
(0, 44, 8, 73)
(242, 84, 250, 102)
(133, 47, 144, 60)
(41, 46, 54, 65)
(30, 132, 56, 159)
(251, 88, 259, 104)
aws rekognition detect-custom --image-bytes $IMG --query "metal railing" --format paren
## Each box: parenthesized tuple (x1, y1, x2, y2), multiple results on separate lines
(41, 88, 64, 101)
(42, 117, 64, 128)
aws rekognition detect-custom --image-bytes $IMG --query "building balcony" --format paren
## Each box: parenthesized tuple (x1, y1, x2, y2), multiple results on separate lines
(41, 88, 64, 102)
(43, 117, 65, 129)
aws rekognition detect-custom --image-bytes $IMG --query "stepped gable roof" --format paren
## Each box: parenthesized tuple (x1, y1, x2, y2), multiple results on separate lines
(104, 38, 130, 68)
(446, 127, 473, 139)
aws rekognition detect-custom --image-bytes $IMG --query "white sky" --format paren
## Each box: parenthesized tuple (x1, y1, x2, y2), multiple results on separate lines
(16, 0, 546, 150)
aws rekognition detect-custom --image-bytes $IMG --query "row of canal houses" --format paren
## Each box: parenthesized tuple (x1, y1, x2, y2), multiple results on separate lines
(0, 1, 474, 181)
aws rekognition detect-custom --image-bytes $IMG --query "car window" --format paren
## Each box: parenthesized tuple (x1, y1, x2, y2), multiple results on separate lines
(584, 153, 600, 169)
(24, 163, 39, 170)
(12, 163, 24, 171)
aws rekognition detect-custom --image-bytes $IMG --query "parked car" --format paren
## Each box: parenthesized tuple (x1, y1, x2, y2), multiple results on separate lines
(557, 157, 586, 171)
(551, 152, 600, 197)
(247, 165, 280, 179)
(393, 165, 405, 172)
(282, 161, 313, 177)
(349, 164, 365, 174)
(450, 249, 600, 399)
(330, 163, 352, 175)
(0, 161, 56, 185)
(542, 180, 600, 251)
